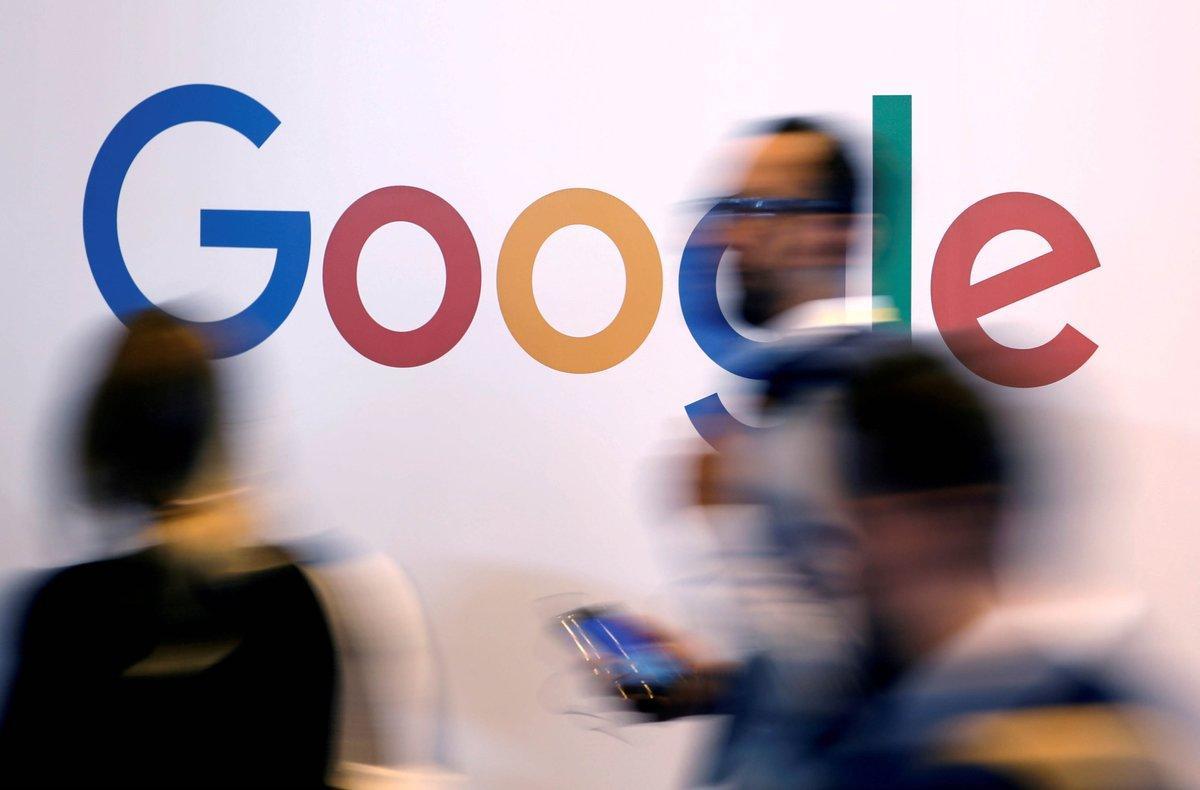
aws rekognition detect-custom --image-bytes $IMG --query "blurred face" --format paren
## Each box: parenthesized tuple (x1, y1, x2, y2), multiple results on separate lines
(848, 490, 995, 604)
(725, 131, 855, 325)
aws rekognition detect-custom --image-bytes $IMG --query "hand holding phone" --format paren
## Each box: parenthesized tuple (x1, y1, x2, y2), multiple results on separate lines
(556, 606, 734, 720)
(557, 607, 685, 698)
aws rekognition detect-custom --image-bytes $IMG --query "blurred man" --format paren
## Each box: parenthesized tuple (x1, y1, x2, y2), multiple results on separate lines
(809, 349, 1164, 787)
(675, 117, 895, 784)
(639, 348, 1167, 787)
(688, 114, 886, 621)
(720, 117, 862, 330)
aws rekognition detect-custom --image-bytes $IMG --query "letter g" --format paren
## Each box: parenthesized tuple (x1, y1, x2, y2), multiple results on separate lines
(83, 84, 310, 357)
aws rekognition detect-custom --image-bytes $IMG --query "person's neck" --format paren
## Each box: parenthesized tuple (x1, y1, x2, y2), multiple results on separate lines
(772, 280, 846, 320)
(147, 468, 256, 570)
(883, 574, 995, 665)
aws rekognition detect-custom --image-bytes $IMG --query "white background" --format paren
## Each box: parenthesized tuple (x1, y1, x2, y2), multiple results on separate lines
(3, 2, 1200, 786)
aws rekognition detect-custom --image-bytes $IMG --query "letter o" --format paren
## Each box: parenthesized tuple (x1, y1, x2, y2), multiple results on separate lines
(496, 189, 662, 373)
(323, 186, 481, 367)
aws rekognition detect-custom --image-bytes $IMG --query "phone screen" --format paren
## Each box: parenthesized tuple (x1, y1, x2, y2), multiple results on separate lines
(559, 608, 684, 691)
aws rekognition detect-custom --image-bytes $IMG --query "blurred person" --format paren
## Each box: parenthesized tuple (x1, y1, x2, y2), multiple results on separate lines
(718, 117, 865, 330)
(620, 348, 1170, 787)
(0, 311, 337, 787)
(811, 348, 1164, 787)
(666, 117, 900, 782)
(685, 115, 892, 614)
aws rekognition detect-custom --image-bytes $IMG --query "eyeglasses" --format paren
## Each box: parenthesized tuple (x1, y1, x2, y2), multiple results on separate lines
(689, 196, 854, 217)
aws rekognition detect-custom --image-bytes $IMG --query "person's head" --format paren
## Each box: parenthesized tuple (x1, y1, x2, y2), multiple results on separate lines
(80, 310, 220, 511)
(721, 117, 859, 325)
(839, 349, 1008, 621)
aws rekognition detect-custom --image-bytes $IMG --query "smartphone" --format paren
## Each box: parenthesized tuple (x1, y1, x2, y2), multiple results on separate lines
(557, 606, 685, 698)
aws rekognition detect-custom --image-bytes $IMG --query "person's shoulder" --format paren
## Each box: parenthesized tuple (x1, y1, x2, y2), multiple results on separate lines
(928, 682, 1165, 787)
(915, 648, 1163, 784)
(227, 544, 329, 614)
(843, 655, 1162, 787)
(761, 328, 903, 409)
(11, 551, 161, 644)
(28, 551, 159, 605)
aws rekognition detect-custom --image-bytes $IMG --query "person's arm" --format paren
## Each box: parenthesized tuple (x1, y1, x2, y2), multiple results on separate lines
(301, 552, 450, 780)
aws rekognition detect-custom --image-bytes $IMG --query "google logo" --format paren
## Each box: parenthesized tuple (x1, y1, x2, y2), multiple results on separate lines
(83, 85, 1100, 443)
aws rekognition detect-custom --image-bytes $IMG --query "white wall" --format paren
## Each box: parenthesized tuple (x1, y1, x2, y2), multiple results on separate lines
(3, 2, 1200, 786)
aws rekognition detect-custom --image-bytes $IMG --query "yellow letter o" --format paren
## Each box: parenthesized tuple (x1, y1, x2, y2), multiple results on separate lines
(497, 189, 662, 373)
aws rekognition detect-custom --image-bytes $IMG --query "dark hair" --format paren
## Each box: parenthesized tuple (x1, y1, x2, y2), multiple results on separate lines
(80, 311, 219, 508)
(842, 349, 1006, 500)
(745, 116, 859, 211)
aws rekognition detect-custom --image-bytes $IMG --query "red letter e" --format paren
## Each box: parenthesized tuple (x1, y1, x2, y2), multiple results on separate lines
(931, 192, 1099, 387)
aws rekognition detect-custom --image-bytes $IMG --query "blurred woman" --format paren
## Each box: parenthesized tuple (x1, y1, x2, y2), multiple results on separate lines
(0, 311, 337, 787)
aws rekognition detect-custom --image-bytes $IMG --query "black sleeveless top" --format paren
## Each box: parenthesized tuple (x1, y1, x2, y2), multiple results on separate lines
(0, 547, 337, 787)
